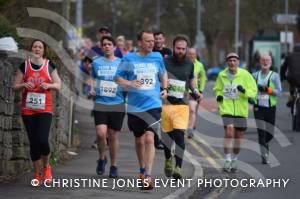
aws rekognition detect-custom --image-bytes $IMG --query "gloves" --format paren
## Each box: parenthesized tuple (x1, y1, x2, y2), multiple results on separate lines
(267, 87, 273, 94)
(257, 84, 268, 92)
(216, 95, 223, 102)
(237, 85, 245, 94)
(248, 98, 256, 105)
(258, 84, 273, 94)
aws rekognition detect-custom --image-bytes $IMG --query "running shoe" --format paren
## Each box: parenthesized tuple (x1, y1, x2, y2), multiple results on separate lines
(164, 158, 173, 177)
(172, 166, 182, 179)
(223, 160, 231, 172)
(32, 172, 42, 186)
(261, 154, 269, 164)
(96, 157, 107, 175)
(138, 172, 145, 190)
(109, 166, 118, 178)
(144, 175, 153, 190)
(43, 165, 52, 185)
(230, 160, 238, 172)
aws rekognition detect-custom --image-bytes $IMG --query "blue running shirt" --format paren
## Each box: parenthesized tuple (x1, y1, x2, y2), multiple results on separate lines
(92, 57, 124, 105)
(115, 52, 166, 112)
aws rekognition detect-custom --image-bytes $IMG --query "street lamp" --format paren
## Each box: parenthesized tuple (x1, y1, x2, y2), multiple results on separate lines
(234, 0, 240, 54)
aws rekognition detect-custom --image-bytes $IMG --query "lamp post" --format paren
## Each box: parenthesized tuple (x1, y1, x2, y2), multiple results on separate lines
(234, 0, 240, 54)
(284, 0, 289, 55)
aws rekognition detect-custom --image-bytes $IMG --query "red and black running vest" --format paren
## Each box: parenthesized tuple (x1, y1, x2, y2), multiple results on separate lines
(21, 59, 53, 115)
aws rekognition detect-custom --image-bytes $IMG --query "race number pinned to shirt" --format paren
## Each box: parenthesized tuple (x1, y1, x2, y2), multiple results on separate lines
(223, 84, 238, 99)
(168, 79, 186, 98)
(257, 92, 269, 107)
(100, 80, 118, 97)
(137, 73, 156, 90)
(257, 93, 269, 101)
(26, 92, 46, 110)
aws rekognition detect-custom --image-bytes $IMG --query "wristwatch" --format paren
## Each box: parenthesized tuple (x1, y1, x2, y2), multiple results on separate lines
(161, 87, 168, 92)
(192, 88, 199, 94)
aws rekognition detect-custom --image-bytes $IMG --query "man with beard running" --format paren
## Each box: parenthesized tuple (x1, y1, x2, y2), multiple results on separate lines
(161, 35, 201, 179)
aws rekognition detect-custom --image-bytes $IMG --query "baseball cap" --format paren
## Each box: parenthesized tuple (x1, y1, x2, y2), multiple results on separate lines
(98, 26, 111, 34)
(226, 52, 240, 61)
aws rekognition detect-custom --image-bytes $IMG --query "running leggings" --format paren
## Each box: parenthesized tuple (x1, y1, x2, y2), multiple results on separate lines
(254, 106, 276, 152)
(162, 129, 185, 168)
(22, 113, 52, 161)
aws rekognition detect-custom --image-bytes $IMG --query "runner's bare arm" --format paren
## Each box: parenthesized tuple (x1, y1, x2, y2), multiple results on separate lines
(160, 73, 168, 99)
(51, 69, 61, 91)
(115, 77, 141, 89)
(89, 78, 96, 96)
(13, 69, 34, 91)
(190, 78, 203, 99)
(160, 72, 168, 89)
(41, 69, 61, 91)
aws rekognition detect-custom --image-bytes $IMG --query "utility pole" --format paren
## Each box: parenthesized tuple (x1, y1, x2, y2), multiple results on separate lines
(196, 0, 201, 34)
(76, 0, 83, 39)
(284, 0, 289, 55)
(62, 0, 71, 49)
(156, 0, 161, 30)
(195, 0, 205, 51)
(234, 0, 240, 54)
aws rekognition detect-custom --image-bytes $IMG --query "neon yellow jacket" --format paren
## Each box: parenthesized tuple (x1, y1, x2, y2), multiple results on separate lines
(189, 59, 206, 93)
(194, 60, 206, 92)
(213, 67, 257, 118)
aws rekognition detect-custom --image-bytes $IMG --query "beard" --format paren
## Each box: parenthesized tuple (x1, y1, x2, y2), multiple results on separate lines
(173, 52, 186, 62)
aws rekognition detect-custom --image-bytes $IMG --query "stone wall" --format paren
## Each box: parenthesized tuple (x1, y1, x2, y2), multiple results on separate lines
(0, 54, 76, 181)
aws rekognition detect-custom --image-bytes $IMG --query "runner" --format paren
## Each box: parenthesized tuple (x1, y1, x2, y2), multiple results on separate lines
(252, 53, 282, 164)
(115, 30, 168, 189)
(162, 35, 201, 179)
(91, 26, 123, 58)
(13, 39, 61, 185)
(153, 30, 173, 150)
(213, 52, 257, 172)
(153, 31, 172, 58)
(187, 48, 206, 138)
(89, 36, 125, 178)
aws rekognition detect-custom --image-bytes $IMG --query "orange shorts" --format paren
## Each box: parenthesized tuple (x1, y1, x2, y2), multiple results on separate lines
(161, 105, 189, 133)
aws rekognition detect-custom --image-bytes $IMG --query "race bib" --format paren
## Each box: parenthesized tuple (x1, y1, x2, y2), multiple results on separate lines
(100, 80, 118, 97)
(137, 73, 156, 90)
(26, 92, 46, 110)
(223, 84, 238, 99)
(257, 92, 269, 101)
(168, 79, 186, 98)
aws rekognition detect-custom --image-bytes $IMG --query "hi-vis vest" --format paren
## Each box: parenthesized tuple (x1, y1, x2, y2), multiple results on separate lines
(255, 71, 277, 107)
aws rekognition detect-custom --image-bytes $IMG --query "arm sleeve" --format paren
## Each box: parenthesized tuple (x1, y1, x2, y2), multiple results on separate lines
(270, 73, 282, 96)
(213, 74, 223, 97)
(91, 63, 97, 78)
(18, 62, 25, 74)
(158, 57, 166, 77)
(198, 63, 207, 92)
(189, 62, 195, 80)
(48, 60, 57, 75)
(243, 73, 257, 99)
(114, 58, 131, 80)
(280, 58, 288, 80)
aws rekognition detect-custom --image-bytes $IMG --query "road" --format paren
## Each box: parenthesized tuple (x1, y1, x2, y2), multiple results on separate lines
(0, 81, 298, 199)
(189, 81, 300, 199)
